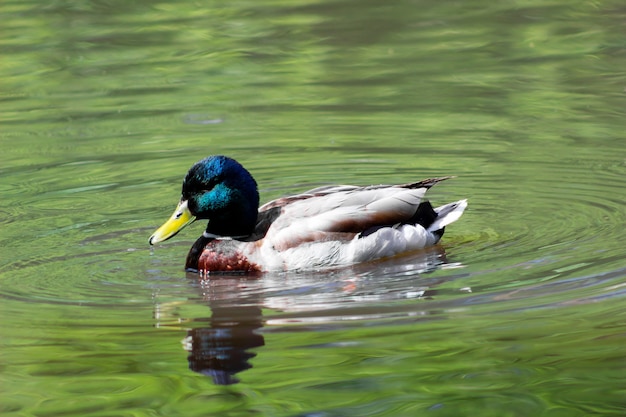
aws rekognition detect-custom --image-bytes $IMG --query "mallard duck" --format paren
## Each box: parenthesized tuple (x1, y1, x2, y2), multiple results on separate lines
(149, 155, 467, 274)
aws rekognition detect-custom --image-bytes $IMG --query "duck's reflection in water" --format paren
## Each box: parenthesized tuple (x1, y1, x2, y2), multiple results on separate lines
(179, 246, 460, 385)
(182, 276, 264, 385)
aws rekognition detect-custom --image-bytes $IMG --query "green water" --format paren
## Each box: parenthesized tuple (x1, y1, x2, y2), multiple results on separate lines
(1, 0, 625, 416)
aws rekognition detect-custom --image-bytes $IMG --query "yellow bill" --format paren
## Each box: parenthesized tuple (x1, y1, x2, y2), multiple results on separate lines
(149, 200, 195, 245)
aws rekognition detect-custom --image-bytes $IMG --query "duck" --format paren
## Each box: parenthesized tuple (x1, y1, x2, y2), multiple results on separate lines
(149, 155, 467, 274)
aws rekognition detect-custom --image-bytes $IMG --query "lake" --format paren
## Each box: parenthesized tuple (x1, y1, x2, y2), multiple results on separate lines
(1, 0, 624, 416)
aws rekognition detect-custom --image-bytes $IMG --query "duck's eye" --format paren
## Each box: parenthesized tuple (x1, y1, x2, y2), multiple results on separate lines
(198, 181, 218, 194)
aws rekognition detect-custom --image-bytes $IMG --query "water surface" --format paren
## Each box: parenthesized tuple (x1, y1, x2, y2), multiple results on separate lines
(1, 1, 625, 416)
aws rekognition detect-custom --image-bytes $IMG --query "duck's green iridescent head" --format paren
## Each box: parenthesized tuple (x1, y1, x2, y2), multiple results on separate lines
(149, 156, 259, 245)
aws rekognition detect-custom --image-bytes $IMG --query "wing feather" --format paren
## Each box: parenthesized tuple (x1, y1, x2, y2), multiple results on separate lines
(266, 186, 435, 250)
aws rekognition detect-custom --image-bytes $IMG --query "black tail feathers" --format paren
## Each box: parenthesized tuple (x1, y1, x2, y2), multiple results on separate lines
(410, 201, 437, 228)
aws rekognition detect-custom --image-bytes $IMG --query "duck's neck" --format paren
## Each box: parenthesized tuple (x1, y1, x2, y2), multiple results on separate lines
(204, 203, 258, 238)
